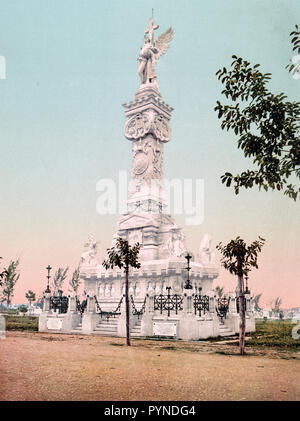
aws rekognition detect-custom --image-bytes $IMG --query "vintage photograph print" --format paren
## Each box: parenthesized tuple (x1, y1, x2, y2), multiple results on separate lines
(0, 0, 299, 408)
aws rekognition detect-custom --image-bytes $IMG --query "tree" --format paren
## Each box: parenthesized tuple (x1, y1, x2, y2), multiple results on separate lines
(214, 26, 300, 200)
(253, 293, 262, 312)
(103, 237, 141, 346)
(216, 236, 265, 355)
(215, 285, 224, 298)
(272, 297, 282, 316)
(1, 259, 20, 306)
(52, 267, 69, 292)
(69, 267, 81, 294)
(286, 25, 300, 78)
(0, 257, 7, 287)
(25, 290, 36, 314)
(35, 293, 44, 309)
(18, 304, 28, 315)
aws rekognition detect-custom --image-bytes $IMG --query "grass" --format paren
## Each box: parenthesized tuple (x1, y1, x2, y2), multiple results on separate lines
(245, 320, 300, 350)
(2, 316, 299, 352)
(4, 315, 38, 331)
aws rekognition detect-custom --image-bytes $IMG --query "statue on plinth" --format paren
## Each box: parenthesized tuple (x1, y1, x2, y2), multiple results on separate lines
(138, 17, 174, 86)
(199, 233, 216, 265)
(80, 234, 98, 266)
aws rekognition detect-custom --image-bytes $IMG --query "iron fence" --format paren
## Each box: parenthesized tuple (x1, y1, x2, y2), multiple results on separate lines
(193, 294, 209, 316)
(50, 295, 69, 314)
(154, 287, 183, 317)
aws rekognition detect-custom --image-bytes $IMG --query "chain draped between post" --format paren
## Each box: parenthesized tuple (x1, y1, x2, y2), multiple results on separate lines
(94, 295, 124, 321)
(216, 296, 230, 323)
(130, 295, 147, 318)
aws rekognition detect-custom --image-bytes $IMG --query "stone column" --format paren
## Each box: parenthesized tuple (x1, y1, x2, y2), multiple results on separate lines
(63, 294, 80, 331)
(141, 294, 153, 336)
(228, 293, 237, 314)
(68, 295, 77, 313)
(39, 292, 52, 332)
(245, 293, 251, 313)
(87, 295, 95, 313)
(207, 291, 216, 315)
(82, 295, 97, 333)
(43, 293, 51, 312)
(183, 293, 188, 316)
(117, 295, 127, 337)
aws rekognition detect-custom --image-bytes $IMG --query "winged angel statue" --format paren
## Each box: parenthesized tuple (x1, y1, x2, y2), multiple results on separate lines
(138, 17, 174, 85)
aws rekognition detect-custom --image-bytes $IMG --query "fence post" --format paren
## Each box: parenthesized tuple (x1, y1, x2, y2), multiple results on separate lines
(183, 293, 188, 316)
(207, 291, 215, 315)
(228, 293, 237, 314)
(87, 295, 95, 313)
(43, 293, 51, 312)
(140, 294, 153, 336)
(245, 293, 251, 313)
(68, 294, 77, 313)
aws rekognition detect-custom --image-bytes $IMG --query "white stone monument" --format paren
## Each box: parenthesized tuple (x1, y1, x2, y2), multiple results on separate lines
(80, 16, 219, 307)
(39, 15, 255, 339)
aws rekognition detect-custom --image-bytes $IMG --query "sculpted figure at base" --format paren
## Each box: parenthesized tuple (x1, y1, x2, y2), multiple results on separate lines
(167, 231, 186, 258)
(80, 234, 98, 266)
(199, 233, 216, 265)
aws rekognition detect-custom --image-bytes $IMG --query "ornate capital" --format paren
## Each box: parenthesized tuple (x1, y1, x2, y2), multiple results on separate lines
(124, 110, 171, 142)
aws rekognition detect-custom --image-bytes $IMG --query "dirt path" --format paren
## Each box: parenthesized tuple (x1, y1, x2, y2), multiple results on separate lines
(0, 332, 299, 401)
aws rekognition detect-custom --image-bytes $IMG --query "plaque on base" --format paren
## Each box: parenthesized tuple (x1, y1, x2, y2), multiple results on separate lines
(47, 318, 63, 331)
(153, 322, 177, 337)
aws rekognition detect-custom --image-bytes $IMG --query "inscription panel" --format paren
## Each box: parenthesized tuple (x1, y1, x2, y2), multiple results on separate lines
(153, 322, 177, 337)
(47, 318, 63, 331)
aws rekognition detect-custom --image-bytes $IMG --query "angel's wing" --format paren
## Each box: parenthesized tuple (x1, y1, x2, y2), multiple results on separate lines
(154, 27, 174, 60)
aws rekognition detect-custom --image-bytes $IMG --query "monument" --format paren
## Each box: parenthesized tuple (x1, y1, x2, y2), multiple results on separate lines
(39, 16, 255, 339)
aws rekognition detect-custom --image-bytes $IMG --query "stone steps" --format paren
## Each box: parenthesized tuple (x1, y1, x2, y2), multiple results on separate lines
(130, 320, 142, 337)
(93, 316, 119, 336)
(218, 323, 234, 337)
(72, 322, 82, 332)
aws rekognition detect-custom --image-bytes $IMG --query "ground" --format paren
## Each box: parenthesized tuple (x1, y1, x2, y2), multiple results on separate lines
(1, 331, 299, 401)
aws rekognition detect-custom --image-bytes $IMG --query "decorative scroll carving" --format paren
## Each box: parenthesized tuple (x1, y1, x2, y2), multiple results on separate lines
(125, 111, 171, 142)
(132, 151, 149, 175)
(125, 113, 151, 139)
(153, 114, 171, 141)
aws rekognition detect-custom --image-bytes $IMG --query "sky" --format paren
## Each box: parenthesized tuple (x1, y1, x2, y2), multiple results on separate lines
(0, 0, 299, 308)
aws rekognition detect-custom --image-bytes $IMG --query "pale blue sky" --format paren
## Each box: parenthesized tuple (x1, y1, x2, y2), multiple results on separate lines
(0, 0, 299, 306)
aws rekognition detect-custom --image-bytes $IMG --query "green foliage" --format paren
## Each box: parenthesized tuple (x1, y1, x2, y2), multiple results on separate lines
(103, 237, 141, 272)
(69, 267, 81, 293)
(52, 267, 69, 291)
(18, 305, 28, 314)
(253, 293, 262, 311)
(103, 238, 141, 347)
(4, 315, 38, 331)
(216, 237, 265, 279)
(215, 49, 300, 200)
(272, 297, 282, 313)
(25, 290, 36, 304)
(1, 259, 20, 305)
(0, 257, 7, 287)
(286, 24, 300, 75)
(247, 320, 300, 350)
